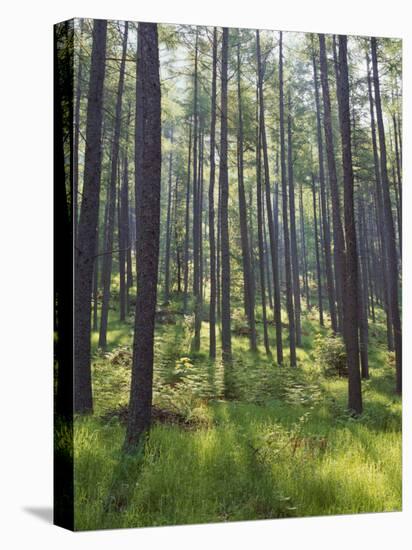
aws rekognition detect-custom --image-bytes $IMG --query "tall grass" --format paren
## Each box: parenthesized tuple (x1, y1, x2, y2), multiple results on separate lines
(74, 300, 401, 530)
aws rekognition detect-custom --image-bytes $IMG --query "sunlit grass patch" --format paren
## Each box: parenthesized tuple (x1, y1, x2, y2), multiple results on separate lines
(74, 298, 401, 530)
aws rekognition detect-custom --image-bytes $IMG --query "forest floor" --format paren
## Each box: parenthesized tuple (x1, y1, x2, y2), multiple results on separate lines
(73, 294, 401, 530)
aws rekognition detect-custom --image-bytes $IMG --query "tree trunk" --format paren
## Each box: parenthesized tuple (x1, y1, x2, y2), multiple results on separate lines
(192, 30, 202, 352)
(337, 35, 362, 414)
(371, 37, 402, 394)
(392, 112, 402, 255)
(257, 30, 283, 364)
(92, 233, 99, 331)
(366, 53, 393, 350)
(279, 31, 296, 367)
(263, 200, 273, 311)
(257, 114, 271, 355)
(164, 129, 174, 303)
(119, 104, 132, 322)
(118, 154, 129, 321)
(183, 121, 192, 313)
(199, 130, 205, 320)
(312, 47, 336, 330)
(98, 22, 128, 348)
(287, 96, 302, 346)
(358, 200, 369, 379)
(73, 18, 84, 243)
(173, 176, 182, 294)
(124, 22, 161, 451)
(74, 20, 107, 413)
(237, 36, 257, 351)
(299, 182, 310, 310)
(318, 33, 345, 333)
(219, 27, 232, 362)
(208, 28, 217, 358)
(312, 175, 324, 326)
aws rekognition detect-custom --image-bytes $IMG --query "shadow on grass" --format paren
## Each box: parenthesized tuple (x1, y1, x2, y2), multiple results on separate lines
(99, 440, 146, 527)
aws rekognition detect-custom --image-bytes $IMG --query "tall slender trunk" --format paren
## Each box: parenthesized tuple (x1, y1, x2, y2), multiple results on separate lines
(363, 206, 375, 323)
(312, 175, 324, 326)
(337, 35, 362, 414)
(118, 104, 132, 320)
(318, 34, 345, 333)
(173, 176, 182, 293)
(118, 154, 130, 321)
(371, 37, 402, 394)
(192, 31, 202, 351)
(220, 27, 232, 362)
(392, 114, 402, 256)
(312, 45, 337, 332)
(299, 182, 310, 310)
(199, 130, 205, 315)
(125, 22, 161, 451)
(366, 53, 393, 350)
(257, 114, 270, 355)
(263, 203, 273, 310)
(99, 22, 128, 348)
(208, 28, 217, 358)
(257, 30, 283, 364)
(92, 232, 99, 331)
(183, 121, 192, 313)
(287, 95, 302, 345)
(237, 35, 257, 350)
(279, 31, 296, 366)
(216, 166, 221, 320)
(74, 20, 107, 413)
(358, 200, 369, 379)
(164, 129, 174, 303)
(73, 19, 84, 243)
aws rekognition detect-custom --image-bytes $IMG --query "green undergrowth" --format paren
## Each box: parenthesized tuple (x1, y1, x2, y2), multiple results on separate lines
(74, 297, 401, 530)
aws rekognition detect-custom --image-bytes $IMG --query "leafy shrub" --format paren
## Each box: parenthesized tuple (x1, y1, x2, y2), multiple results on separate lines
(230, 308, 249, 336)
(280, 369, 323, 406)
(315, 333, 348, 377)
(104, 346, 132, 367)
(174, 356, 193, 377)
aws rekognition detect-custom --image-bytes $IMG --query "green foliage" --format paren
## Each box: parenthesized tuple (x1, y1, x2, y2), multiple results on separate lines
(315, 332, 348, 377)
(74, 303, 401, 529)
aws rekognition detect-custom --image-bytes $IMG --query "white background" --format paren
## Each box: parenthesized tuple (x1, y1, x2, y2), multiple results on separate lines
(0, 0, 410, 548)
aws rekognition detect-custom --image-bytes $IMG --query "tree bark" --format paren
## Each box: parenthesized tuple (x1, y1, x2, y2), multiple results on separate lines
(124, 22, 161, 451)
(366, 53, 393, 350)
(219, 27, 232, 362)
(337, 35, 362, 414)
(98, 22, 128, 348)
(164, 129, 174, 303)
(74, 20, 107, 413)
(208, 28, 217, 358)
(192, 30, 202, 351)
(257, 114, 271, 355)
(358, 200, 369, 379)
(312, 175, 324, 326)
(257, 30, 283, 364)
(287, 96, 302, 346)
(299, 182, 310, 310)
(73, 18, 84, 243)
(119, 104, 132, 321)
(371, 37, 402, 394)
(318, 33, 345, 333)
(312, 46, 336, 330)
(279, 31, 296, 367)
(237, 34, 257, 351)
(183, 121, 192, 313)
(118, 155, 128, 321)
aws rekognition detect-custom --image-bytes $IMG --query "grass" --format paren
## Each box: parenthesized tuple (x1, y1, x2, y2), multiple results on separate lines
(72, 296, 401, 530)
